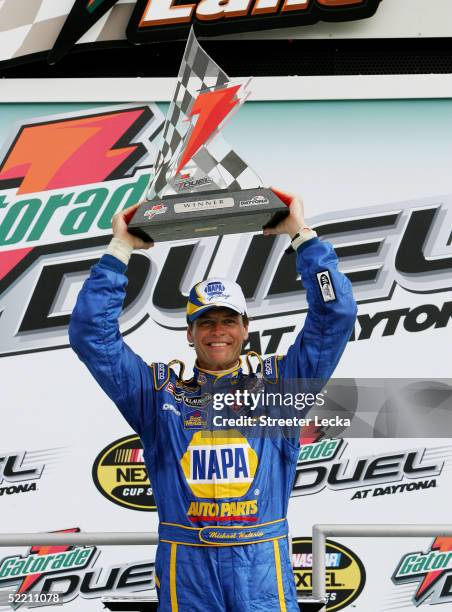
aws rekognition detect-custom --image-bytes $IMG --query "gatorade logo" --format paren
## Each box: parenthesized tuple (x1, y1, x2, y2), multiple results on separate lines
(180, 430, 258, 498)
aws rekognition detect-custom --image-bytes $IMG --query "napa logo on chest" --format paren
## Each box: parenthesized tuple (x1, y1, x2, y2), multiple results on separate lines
(180, 430, 258, 498)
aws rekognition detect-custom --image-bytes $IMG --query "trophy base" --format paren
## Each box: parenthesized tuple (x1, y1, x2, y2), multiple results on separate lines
(127, 187, 288, 243)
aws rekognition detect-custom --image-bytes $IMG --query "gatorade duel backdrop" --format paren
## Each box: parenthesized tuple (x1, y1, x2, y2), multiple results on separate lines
(0, 98, 452, 611)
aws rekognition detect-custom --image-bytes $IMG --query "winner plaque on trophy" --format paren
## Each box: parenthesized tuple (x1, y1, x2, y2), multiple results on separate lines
(128, 30, 288, 243)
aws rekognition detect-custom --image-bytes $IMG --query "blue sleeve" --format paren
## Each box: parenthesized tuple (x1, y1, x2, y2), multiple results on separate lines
(280, 237, 357, 383)
(68, 254, 156, 442)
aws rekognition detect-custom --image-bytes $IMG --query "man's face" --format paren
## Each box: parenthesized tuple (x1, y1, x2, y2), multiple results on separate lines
(187, 308, 248, 371)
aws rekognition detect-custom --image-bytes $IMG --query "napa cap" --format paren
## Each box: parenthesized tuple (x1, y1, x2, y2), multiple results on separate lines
(187, 278, 247, 322)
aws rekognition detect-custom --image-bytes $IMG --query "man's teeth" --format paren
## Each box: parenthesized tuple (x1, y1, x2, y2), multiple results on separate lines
(209, 342, 227, 347)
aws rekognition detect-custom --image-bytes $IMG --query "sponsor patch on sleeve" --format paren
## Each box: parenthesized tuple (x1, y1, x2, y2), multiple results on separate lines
(316, 270, 336, 302)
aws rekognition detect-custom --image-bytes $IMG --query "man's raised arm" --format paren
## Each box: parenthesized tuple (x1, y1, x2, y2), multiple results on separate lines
(263, 188, 357, 382)
(68, 204, 156, 438)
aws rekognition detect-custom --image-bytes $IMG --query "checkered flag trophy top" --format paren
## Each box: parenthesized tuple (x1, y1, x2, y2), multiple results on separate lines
(147, 28, 263, 199)
(128, 28, 288, 242)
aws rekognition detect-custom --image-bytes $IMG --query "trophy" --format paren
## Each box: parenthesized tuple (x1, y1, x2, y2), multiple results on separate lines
(128, 29, 288, 243)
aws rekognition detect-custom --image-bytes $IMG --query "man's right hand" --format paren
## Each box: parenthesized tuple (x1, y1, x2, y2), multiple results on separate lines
(112, 203, 154, 250)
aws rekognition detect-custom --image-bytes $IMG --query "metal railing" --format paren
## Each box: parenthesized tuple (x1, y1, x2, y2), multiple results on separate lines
(0, 531, 325, 610)
(0, 533, 158, 546)
(2, 525, 450, 611)
(312, 524, 452, 611)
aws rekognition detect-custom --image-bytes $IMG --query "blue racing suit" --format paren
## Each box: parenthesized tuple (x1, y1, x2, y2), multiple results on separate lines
(69, 237, 356, 611)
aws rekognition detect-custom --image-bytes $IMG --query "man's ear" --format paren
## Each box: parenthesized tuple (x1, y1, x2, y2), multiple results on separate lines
(187, 325, 193, 344)
(243, 321, 249, 343)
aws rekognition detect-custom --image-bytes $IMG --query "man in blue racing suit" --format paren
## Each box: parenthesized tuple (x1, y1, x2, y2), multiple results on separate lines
(69, 188, 357, 611)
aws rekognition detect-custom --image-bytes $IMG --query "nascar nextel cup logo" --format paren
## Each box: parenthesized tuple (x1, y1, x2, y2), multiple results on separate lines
(93, 435, 156, 511)
(292, 537, 365, 611)
(47, 0, 383, 64)
(392, 538, 452, 607)
(0, 527, 155, 607)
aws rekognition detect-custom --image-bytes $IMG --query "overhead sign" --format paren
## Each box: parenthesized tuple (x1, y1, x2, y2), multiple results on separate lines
(48, 0, 383, 63)
(127, 0, 383, 42)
